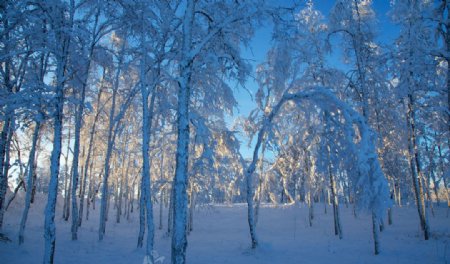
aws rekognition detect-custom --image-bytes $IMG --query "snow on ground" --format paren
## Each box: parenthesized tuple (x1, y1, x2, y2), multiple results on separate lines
(1, 193, 449, 263)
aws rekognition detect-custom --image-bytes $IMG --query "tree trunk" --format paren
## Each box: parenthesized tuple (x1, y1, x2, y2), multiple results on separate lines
(0, 119, 14, 226)
(99, 42, 125, 241)
(172, 57, 191, 264)
(254, 142, 266, 227)
(308, 191, 314, 227)
(329, 167, 342, 239)
(159, 188, 164, 230)
(43, 37, 68, 263)
(159, 152, 165, 230)
(19, 122, 40, 244)
(86, 160, 98, 221)
(372, 211, 380, 255)
(167, 185, 174, 235)
(137, 21, 158, 251)
(0, 13, 16, 230)
(70, 69, 89, 239)
(80, 72, 104, 226)
(172, 2, 194, 262)
(438, 144, 450, 209)
(188, 188, 195, 233)
(325, 112, 342, 239)
(70, 40, 96, 239)
(0, 117, 12, 230)
(406, 95, 430, 240)
(63, 125, 72, 221)
(116, 179, 122, 224)
(444, 2, 450, 152)
(302, 148, 314, 226)
(6, 180, 24, 212)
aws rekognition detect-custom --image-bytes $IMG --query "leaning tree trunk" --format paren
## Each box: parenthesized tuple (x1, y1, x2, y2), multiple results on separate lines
(98, 90, 117, 240)
(70, 29, 97, 239)
(18, 121, 40, 244)
(70, 84, 87, 240)
(406, 95, 430, 240)
(98, 42, 125, 241)
(79, 71, 104, 227)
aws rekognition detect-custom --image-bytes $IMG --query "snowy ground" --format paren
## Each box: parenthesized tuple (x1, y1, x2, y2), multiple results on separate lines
(1, 194, 449, 264)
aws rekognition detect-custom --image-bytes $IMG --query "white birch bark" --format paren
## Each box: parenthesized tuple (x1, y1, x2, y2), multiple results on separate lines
(137, 18, 157, 252)
(43, 2, 73, 260)
(172, 1, 194, 263)
(43, 51, 68, 264)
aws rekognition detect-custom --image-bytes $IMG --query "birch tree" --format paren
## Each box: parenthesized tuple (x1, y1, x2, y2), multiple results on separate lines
(329, 0, 394, 253)
(244, 87, 390, 251)
(40, 0, 74, 262)
(98, 32, 139, 240)
(0, 0, 34, 229)
(171, 1, 264, 262)
(391, 0, 436, 240)
(70, 1, 113, 240)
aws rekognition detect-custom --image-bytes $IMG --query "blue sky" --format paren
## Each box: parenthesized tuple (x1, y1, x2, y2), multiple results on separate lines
(228, 0, 398, 159)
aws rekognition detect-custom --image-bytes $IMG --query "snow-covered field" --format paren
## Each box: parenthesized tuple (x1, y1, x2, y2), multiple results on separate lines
(1, 194, 449, 264)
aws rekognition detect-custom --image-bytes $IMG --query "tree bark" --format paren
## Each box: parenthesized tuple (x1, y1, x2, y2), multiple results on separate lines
(43, 39, 69, 264)
(172, 2, 194, 263)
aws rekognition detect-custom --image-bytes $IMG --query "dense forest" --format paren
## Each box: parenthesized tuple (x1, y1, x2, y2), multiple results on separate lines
(0, 1, 449, 263)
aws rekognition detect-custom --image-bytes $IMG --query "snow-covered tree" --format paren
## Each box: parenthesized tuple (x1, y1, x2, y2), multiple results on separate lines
(170, 1, 264, 262)
(390, 0, 438, 240)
